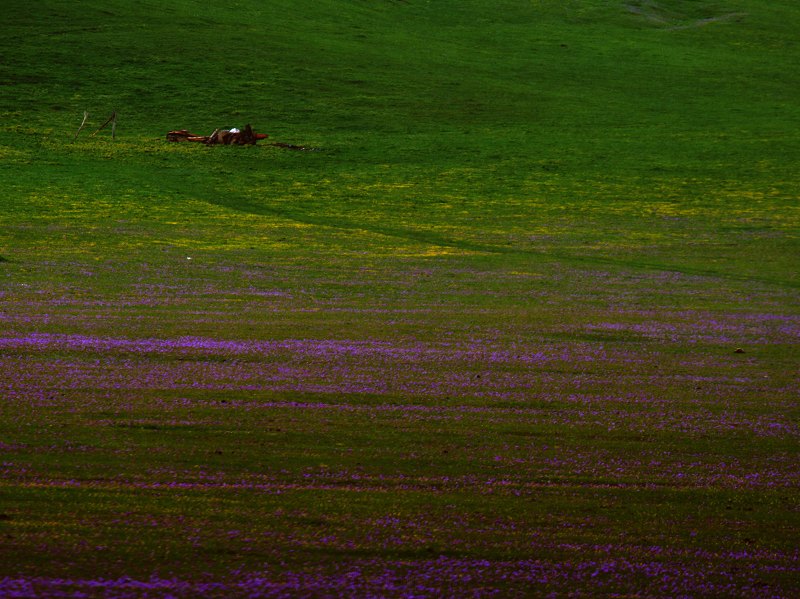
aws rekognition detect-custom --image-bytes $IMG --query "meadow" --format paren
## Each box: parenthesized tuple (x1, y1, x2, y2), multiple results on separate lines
(1, 0, 798, 596)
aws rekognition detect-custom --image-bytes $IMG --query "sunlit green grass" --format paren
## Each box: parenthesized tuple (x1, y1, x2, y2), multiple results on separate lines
(1, 0, 799, 595)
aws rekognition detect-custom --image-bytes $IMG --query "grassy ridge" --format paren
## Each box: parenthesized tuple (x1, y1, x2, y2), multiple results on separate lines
(3, 0, 799, 284)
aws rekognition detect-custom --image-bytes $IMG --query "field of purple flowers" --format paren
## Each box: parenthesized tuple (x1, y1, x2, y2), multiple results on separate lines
(1, 224, 798, 596)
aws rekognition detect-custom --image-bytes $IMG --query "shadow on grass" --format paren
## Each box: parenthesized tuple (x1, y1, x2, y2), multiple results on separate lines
(206, 193, 800, 290)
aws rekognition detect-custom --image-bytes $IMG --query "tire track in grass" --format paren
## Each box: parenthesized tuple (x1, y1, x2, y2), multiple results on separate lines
(204, 193, 800, 290)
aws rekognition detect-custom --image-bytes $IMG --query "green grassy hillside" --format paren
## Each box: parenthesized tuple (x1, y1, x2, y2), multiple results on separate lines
(1, 1, 799, 596)
(3, 0, 799, 283)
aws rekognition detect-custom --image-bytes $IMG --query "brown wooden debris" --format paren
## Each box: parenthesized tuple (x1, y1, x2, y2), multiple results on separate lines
(166, 124, 268, 145)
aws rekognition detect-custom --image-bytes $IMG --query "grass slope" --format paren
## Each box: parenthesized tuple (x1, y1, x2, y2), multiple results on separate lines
(2, 0, 799, 283)
(1, 0, 799, 596)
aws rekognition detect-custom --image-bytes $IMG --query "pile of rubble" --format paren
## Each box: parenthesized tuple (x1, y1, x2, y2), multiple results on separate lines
(166, 124, 267, 145)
